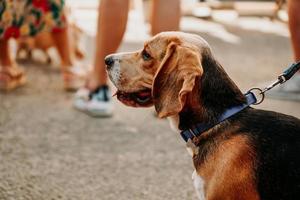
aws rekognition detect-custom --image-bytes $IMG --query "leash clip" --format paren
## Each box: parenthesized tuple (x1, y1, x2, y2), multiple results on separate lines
(247, 88, 265, 105)
(248, 61, 300, 105)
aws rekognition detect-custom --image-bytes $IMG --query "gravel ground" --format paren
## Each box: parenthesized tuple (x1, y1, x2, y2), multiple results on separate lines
(0, 16, 300, 200)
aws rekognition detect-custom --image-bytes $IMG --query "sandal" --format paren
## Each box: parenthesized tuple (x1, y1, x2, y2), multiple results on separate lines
(63, 65, 87, 91)
(0, 66, 27, 91)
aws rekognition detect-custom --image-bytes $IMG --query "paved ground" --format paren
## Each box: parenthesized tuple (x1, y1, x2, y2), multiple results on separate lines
(0, 14, 300, 200)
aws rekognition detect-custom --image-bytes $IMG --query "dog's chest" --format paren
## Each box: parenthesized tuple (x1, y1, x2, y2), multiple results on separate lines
(192, 170, 206, 200)
(167, 116, 206, 199)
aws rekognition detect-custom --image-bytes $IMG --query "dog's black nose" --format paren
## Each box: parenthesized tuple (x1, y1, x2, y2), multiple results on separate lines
(105, 56, 114, 68)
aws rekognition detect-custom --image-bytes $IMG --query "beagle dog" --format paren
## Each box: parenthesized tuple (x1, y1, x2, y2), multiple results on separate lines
(105, 32, 300, 200)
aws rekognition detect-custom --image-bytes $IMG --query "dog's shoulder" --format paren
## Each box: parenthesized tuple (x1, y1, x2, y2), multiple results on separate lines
(236, 108, 300, 139)
(234, 108, 300, 200)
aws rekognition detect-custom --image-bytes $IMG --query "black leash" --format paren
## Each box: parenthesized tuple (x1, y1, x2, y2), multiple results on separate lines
(248, 61, 300, 105)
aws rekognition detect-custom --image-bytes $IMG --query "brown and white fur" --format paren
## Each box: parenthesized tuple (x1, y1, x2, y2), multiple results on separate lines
(105, 32, 300, 200)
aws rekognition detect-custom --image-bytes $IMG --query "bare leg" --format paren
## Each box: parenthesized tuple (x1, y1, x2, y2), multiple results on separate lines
(288, 0, 300, 64)
(0, 39, 13, 67)
(73, 0, 129, 115)
(0, 39, 26, 90)
(88, 0, 130, 89)
(150, 0, 181, 35)
(267, 0, 300, 100)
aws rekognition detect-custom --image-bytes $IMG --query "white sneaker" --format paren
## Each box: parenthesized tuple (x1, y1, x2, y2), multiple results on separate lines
(73, 85, 113, 117)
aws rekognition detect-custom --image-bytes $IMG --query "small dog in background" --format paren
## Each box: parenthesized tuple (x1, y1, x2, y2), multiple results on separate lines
(16, 7, 85, 65)
(16, 23, 84, 65)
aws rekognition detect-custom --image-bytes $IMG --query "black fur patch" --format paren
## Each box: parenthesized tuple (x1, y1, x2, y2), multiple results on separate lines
(179, 51, 246, 130)
(234, 108, 300, 200)
(179, 50, 300, 199)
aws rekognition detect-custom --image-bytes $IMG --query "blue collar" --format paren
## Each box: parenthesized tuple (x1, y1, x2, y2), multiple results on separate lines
(180, 92, 257, 142)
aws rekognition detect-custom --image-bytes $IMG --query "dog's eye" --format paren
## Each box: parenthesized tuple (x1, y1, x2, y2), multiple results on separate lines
(142, 50, 152, 61)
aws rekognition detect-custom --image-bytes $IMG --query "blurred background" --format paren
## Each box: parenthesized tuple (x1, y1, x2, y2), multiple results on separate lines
(0, 0, 299, 199)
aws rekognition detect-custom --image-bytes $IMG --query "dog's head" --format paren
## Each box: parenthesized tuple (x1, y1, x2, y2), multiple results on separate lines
(106, 32, 245, 127)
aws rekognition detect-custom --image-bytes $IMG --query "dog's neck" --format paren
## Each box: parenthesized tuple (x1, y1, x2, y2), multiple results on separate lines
(178, 53, 246, 131)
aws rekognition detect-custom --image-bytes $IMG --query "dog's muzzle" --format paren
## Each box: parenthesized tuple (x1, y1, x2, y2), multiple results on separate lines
(105, 55, 121, 87)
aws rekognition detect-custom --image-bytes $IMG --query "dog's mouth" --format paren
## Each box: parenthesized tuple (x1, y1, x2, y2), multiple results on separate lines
(115, 89, 153, 107)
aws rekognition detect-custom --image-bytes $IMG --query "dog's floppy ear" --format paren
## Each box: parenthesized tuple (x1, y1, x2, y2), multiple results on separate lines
(152, 43, 203, 118)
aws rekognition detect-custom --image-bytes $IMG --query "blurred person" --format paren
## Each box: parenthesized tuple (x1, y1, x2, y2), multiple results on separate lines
(268, 0, 300, 101)
(0, 0, 85, 91)
(73, 0, 181, 117)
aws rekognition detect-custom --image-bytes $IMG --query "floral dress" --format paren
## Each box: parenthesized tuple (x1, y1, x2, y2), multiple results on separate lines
(0, 0, 65, 39)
